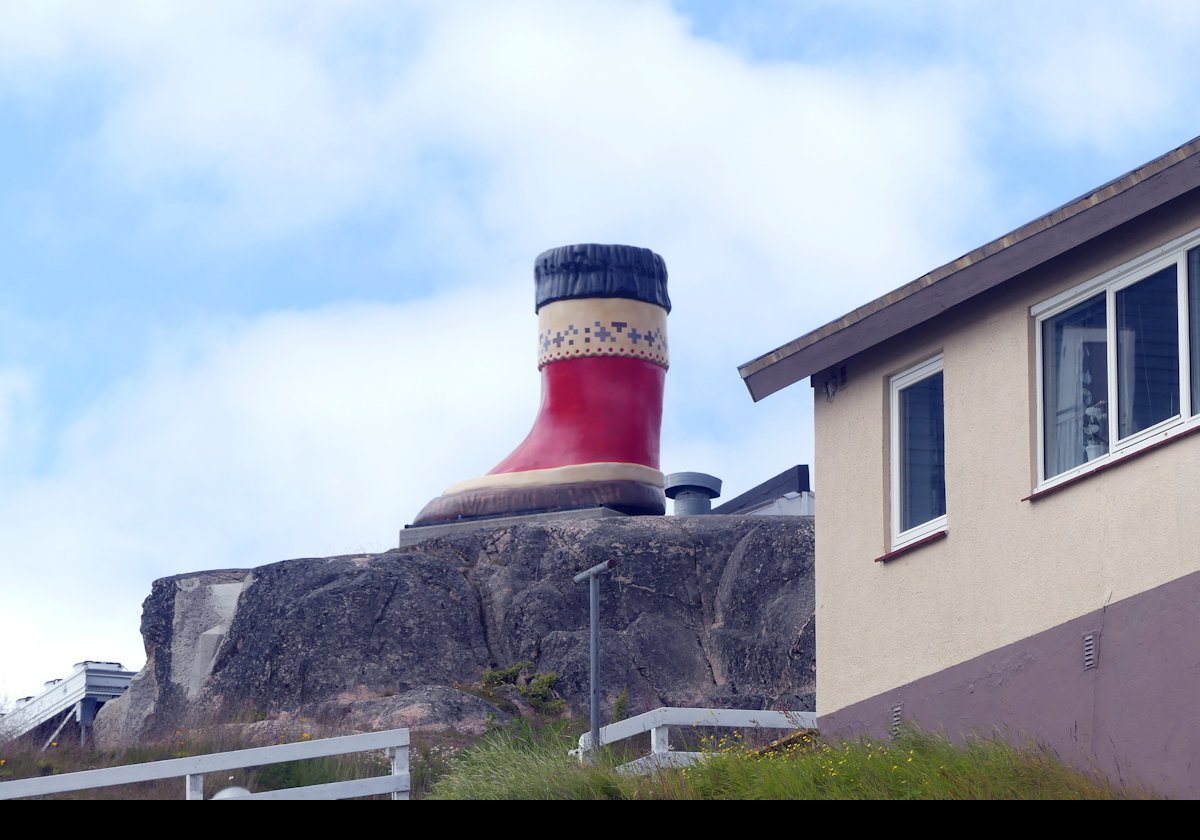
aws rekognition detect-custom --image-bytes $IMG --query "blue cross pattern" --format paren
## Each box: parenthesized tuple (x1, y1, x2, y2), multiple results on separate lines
(542, 321, 664, 356)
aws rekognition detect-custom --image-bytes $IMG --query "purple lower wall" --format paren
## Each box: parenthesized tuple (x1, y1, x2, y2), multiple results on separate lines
(820, 567, 1200, 798)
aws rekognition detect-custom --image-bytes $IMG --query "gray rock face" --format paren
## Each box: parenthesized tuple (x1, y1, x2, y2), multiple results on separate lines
(311, 686, 510, 737)
(95, 569, 251, 747)
(96, 515, 814, 746)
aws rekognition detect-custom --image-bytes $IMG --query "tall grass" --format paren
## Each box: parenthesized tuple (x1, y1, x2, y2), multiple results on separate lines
(429, 723, 1156, 800)
(427, 719, 646, 800)
(670, 729, 1152, 800)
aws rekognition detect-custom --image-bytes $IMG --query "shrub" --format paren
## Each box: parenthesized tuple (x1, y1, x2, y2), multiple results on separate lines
(612, 688, 629, 723)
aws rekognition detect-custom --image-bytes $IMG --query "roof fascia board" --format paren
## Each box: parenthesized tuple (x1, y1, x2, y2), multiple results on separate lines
(739, 138, 1200, 401)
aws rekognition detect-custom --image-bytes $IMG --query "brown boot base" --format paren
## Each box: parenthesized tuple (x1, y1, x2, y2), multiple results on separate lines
(411, 480, 666, 527)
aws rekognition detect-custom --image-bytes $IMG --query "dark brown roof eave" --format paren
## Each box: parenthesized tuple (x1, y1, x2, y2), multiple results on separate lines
(738, 136, 1200, 402)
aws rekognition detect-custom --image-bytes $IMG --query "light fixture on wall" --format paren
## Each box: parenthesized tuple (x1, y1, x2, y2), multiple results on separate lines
(824, 365, 847, 403)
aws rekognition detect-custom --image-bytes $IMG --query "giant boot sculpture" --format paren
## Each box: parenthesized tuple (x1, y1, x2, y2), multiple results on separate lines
(413, 243, 670, 525)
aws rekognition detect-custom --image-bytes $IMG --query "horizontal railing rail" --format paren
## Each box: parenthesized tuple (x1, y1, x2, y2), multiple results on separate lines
(0, 728, 410, 800)
(577, 707, 817, 774)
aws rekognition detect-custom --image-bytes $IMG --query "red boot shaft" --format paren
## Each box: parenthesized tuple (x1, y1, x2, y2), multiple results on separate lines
(489, 355, 664, 474)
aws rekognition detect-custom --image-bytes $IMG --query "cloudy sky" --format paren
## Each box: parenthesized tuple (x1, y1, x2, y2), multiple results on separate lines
(2, 0, 1199, 703)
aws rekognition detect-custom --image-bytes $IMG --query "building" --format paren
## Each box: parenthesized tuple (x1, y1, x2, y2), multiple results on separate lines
(739, 136, 1200, 797)
(711, 464, 814, 517)
(0, 661, 135, 747)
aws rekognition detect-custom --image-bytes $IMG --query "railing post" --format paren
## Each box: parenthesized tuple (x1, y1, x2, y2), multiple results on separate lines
(388, 745, 410, 801)
(185, 774, 205, 800)
(650, 725, 670, 755)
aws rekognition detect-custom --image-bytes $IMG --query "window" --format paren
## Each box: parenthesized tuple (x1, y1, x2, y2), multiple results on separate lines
(1035, 233, 1200, 486)
(890, 355, 946, 548)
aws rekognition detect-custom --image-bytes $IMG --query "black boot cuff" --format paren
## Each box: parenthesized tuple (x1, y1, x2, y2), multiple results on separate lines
(534, 244, 671, 313)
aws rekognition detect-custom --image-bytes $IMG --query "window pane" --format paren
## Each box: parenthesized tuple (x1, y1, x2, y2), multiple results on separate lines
(1117, 265, 1179, 439)
(1190, 248, 1200, 416)
(899, 371, 945, 531)
(1043, 294, 1107, 478)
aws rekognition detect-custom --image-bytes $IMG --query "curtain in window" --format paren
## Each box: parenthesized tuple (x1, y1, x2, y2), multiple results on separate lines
(1043, 295, 1107, 478)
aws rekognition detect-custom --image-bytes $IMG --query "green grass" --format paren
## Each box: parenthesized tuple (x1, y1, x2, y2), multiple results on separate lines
(428, 722, 1156, 800)
(672, 729, 1154, 799)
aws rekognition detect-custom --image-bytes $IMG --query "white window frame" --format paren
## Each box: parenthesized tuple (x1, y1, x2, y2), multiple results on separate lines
(890, 354, 947, 550)
(1033, 226, 1200, 490)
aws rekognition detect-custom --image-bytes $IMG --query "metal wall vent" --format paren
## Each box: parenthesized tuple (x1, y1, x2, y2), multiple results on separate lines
(1083, 632, 1098, 670)
(890, 703, 903, 736)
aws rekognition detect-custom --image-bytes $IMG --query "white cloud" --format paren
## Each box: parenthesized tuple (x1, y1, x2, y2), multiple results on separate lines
(1, 1, 987, 292)
(0, 285, 541, 696)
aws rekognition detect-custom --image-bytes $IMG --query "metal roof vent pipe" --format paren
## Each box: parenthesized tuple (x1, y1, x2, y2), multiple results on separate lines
(665, 472, 722, 515)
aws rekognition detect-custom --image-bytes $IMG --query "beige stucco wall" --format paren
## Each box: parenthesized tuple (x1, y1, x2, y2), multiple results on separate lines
(816, 204, 1200, 715)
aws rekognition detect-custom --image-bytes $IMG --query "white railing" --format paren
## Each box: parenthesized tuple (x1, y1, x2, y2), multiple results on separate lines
(0, 728, 410, 800)
(576, 707, 817, 774)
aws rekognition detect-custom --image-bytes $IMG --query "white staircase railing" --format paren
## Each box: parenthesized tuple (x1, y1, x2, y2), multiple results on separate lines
(0, 661, 135, 745)
(575, 707, 817, 774)
(0, 728, 410, 800)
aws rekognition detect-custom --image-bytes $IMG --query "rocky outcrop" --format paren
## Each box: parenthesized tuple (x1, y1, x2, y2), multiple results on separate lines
(96, 515, 814, 746)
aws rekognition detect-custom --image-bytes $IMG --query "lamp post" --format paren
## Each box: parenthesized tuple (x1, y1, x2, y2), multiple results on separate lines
(573, 557, 620, 759)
